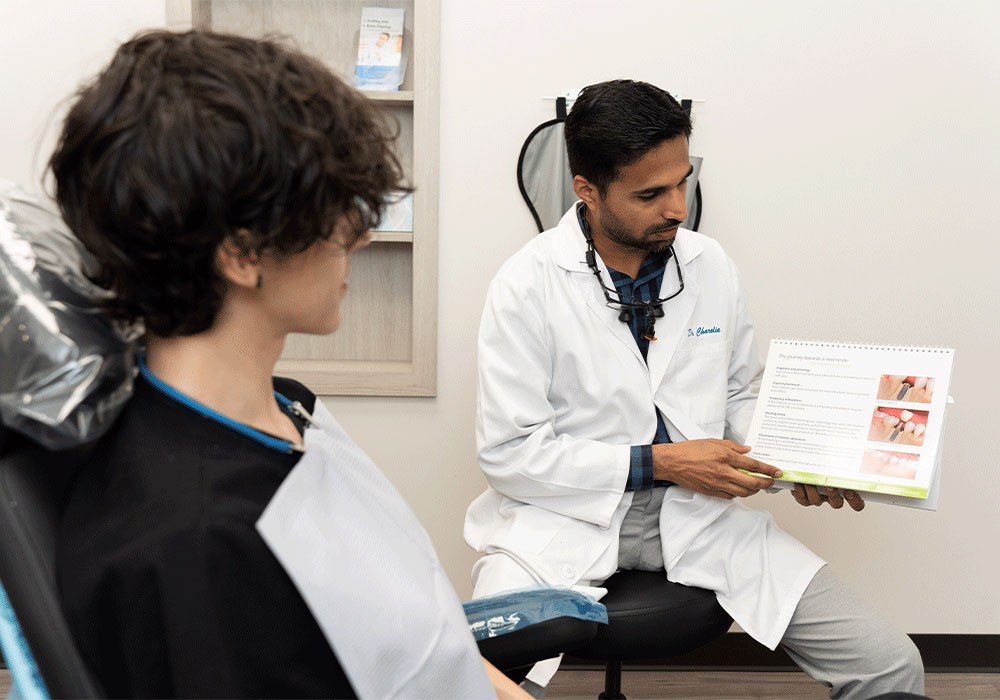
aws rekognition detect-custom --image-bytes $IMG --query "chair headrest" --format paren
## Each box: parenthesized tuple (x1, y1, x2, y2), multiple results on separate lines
(0, 180, 139, 450)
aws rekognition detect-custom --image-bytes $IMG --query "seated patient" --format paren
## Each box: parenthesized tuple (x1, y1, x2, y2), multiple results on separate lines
(52, 30, 525, 700)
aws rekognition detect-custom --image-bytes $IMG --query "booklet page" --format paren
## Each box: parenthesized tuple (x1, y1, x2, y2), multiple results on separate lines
(746, 340, 953, 501)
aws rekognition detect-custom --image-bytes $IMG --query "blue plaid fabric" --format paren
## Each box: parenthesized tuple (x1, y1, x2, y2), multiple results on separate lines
(606, 251, 672, 362)
(607, 259, 675, 491)
(576, 204, 673, 491)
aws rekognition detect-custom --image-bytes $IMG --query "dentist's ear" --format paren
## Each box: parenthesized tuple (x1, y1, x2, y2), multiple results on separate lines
(215, 230, 262, 289)
(573, 175, 599, 210)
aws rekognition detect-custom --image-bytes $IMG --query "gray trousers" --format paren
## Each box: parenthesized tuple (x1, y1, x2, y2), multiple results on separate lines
(620, 487, 924, 700)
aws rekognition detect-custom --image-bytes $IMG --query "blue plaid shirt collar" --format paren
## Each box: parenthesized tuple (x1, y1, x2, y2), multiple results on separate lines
(576, 204, 672, 360)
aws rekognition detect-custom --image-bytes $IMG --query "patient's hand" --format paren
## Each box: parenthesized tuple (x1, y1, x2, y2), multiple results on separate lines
(483, 658, 534, 699)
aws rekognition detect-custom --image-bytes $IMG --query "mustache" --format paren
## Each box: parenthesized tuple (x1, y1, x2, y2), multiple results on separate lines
(647, 220, 683, 234)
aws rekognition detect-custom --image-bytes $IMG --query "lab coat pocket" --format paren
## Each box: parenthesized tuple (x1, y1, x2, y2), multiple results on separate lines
(662, 340, 729, 431)
(538, 518, 609, 585)
(506, 506, 566, 554)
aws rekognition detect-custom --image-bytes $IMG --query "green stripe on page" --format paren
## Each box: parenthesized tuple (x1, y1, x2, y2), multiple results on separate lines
(772, 470, 829, 486)
(870, 483, 929, 498)
(773, 470, 928, 499)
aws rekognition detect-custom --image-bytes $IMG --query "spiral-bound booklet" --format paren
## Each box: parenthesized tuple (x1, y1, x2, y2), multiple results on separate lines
(745, 340, 954, 510)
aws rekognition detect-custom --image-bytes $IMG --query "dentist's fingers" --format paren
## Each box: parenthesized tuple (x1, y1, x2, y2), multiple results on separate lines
(844, 490, 865, 511)
(824, 487, 845, 509)
(790, 485, 864, 511)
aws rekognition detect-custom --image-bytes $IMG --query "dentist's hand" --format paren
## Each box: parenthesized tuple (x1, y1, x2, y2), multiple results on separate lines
(791, 484, 865, 511)
(652, 439, 781, 499)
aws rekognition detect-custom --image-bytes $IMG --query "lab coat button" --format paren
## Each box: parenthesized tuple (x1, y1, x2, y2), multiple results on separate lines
(560, 565, 575, 580)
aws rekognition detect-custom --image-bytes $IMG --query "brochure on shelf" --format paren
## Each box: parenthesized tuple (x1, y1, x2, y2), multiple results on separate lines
(354, 7, 405, 90)
(745, 340, 954, 510)
(374, 192, 413, 232)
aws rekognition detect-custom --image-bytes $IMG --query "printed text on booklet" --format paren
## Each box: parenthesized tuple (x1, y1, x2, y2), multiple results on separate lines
(745, 341, 953, 502)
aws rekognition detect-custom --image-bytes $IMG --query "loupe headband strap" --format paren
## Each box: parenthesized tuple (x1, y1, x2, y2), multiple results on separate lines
(583, 236, 684, 311)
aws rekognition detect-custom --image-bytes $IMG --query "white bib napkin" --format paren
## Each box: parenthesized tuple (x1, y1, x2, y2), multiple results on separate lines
(257, 401, 495, 699)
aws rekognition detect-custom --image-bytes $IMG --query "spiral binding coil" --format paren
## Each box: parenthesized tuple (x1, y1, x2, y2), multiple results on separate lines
(773, 339, 953, 354)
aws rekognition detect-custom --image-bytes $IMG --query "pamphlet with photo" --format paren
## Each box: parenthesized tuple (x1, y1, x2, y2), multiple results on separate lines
(354, 7, 405, 90)
(745, 340, 954, 509)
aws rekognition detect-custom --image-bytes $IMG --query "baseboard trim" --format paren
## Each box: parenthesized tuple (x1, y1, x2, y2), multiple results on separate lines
(4, 635, 996, 674)
(563, 633, 1000, 673)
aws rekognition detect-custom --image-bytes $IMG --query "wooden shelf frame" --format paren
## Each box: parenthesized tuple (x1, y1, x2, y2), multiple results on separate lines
(365, 90, 415, 104)
(166, 0, 440, 397)
(370, 231, 413, 243)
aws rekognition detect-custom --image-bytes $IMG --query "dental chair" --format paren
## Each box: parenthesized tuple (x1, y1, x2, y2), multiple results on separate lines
(0, 427, 105, 699)
(0, 421, 610, 700)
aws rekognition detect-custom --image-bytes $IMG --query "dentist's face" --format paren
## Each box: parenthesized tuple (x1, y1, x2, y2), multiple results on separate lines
(591, 134, 692, 253)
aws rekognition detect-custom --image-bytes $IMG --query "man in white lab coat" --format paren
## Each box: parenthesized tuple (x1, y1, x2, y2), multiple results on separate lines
(465, 80, 924, 699)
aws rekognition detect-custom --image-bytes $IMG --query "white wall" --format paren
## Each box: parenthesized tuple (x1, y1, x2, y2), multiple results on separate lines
(3, 0, 997, 635)
(351, 0, 996, 633)
(0, 1, 167, 197)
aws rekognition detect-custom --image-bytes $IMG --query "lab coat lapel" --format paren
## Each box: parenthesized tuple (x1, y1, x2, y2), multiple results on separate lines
(552, 206, 645, 367)
(582, 254, 645, 367)
(646, 239, 700, 393)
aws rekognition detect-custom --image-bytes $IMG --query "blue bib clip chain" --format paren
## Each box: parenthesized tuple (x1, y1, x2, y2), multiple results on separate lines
(136, 354, 313, 455)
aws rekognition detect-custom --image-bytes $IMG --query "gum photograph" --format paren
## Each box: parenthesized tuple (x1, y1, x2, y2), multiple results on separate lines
(876, 375, 935, 403)
(868, 407, 928, 446)
(861, 449, 919, 480)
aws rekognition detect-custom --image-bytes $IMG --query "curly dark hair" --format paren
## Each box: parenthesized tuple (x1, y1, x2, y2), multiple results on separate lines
(565, 79, 692, 196)
(49, 29, 410, 337)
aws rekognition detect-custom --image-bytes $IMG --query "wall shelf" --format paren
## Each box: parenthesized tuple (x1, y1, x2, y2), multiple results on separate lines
(364, 90, 415, 104)
(370, 231, 414, 243)
(167, 0, 440, 397)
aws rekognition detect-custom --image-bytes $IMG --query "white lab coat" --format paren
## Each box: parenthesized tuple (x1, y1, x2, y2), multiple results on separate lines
(465, 205, 823, 651)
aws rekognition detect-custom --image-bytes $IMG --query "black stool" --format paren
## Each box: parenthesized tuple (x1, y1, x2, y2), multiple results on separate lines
(572, 570, 733, 699)
(477, 569, 732, 699)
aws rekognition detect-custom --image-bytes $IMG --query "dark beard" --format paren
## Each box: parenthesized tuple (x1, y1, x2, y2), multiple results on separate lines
(599, 208, 681, 253)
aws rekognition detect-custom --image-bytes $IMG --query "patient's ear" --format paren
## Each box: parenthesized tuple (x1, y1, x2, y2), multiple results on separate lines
(215, 230, 261, 289)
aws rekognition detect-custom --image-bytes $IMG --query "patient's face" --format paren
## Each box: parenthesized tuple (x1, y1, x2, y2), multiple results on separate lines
(259, 215, 369, 336)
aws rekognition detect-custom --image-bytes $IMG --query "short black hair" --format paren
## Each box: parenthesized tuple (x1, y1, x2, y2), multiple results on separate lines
(564, 79, 692, 195)
(49, 29, 409, 337)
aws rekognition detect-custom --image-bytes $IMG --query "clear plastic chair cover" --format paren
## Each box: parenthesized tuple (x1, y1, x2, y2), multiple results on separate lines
(0, 181, 139, 449)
